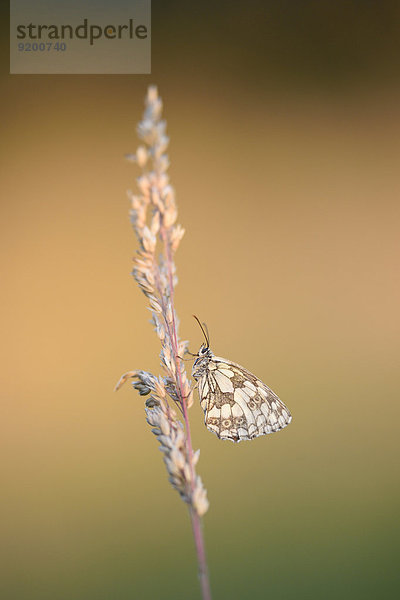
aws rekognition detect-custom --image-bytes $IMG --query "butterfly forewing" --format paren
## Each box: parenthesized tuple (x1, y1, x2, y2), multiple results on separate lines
(197, 356, 291, 442)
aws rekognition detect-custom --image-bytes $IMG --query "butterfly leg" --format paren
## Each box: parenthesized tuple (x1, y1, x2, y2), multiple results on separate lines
(177, 381, 199, 410)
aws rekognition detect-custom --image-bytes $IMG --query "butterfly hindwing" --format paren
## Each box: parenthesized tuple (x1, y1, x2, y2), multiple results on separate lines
(199, 357, 291, 442)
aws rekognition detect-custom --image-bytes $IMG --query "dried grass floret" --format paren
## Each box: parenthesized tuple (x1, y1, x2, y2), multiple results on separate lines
(116, 86, 211, 599)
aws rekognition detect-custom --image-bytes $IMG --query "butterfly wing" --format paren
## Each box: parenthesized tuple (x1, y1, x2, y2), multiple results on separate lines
(199, 357, 291, 442)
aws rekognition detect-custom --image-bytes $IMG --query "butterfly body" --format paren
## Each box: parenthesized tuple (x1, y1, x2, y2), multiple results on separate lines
(192, 343, 292, 442)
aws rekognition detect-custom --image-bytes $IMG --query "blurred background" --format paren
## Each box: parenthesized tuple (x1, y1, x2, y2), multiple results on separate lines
(1, 1, 399, 598)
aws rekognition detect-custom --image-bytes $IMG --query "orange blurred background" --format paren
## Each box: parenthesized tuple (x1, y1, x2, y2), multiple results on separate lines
(1, 2, 399, 598)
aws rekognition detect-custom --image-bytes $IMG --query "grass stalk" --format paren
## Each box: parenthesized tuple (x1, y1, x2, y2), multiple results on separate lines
(116, 86, 212, 599)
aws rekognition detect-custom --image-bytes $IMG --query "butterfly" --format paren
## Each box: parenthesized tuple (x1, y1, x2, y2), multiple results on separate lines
(190, 316, 292, 442)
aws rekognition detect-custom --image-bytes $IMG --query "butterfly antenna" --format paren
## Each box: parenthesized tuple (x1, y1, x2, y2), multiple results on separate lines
(193, 314, 210, 347)
(202, 321, 210, 348)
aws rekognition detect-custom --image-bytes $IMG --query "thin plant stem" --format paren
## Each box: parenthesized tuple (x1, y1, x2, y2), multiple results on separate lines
(190, 507, 212, 600)
(161, 225, 212, 600)
(117, 86, 212, 600)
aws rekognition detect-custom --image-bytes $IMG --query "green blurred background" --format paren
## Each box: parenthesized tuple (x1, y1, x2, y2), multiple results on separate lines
(1, 2, 399, 598)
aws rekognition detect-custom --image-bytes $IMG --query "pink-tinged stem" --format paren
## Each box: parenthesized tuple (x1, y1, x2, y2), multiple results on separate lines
(160, 226, 212, 600)
(190, 507, 212, 600)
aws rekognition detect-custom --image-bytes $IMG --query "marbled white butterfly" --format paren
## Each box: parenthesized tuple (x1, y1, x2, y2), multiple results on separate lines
(191, 316, 292, 442)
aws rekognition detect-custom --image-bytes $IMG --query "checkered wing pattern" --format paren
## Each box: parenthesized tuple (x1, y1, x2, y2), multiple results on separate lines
(198, 357, 291, 442)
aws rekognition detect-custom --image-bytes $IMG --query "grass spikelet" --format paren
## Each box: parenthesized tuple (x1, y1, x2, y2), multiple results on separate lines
(116, 86, 211, 599)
